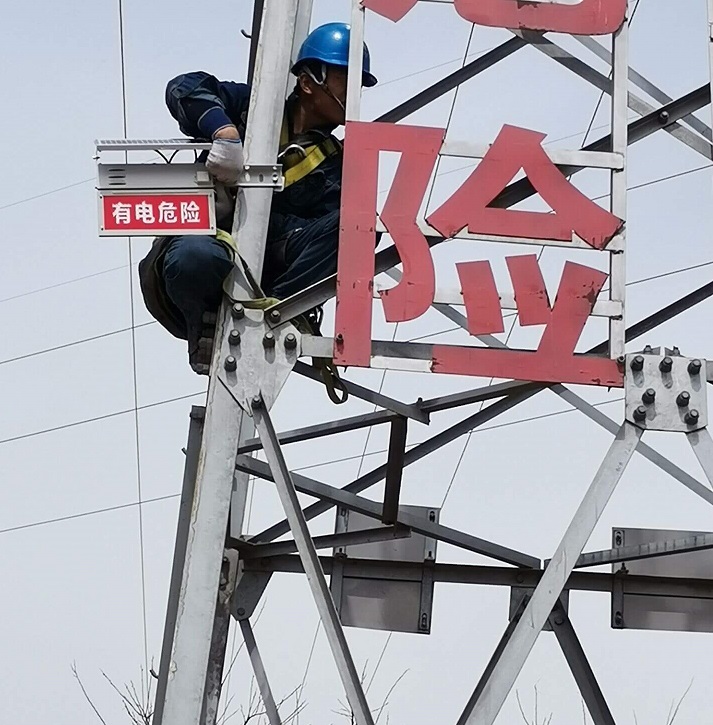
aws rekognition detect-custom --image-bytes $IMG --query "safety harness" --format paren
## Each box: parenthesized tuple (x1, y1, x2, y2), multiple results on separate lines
(277, 115, 342, 188)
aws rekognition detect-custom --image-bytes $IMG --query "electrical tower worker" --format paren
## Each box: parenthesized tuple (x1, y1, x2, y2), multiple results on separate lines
(139, 22, 377, 375)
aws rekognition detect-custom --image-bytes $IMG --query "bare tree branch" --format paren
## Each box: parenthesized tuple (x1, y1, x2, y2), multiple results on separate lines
(668, 679, 694, 725)
(71, 663, 108, 725)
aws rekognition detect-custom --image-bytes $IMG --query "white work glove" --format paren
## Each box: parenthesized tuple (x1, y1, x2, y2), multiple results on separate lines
(206, 138, 244, 186)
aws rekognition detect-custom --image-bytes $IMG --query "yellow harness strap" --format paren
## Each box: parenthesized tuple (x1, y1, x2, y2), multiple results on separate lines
(215, 228, 237, 257)
(279, 116, 341, 189)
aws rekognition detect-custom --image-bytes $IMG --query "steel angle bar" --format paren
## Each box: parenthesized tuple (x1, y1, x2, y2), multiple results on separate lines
(383, 416, 408, 523)
(160, 5, 301, 723)
(238, 456, 540, 568)
(251, 401, 374, 725)
(376, 37, 527, 124)
(247, 0, 265, 83)
(517, 32, 712, 160)
(421, 380, 541, 412)
(555, 385, 713, 506)
(687, 428, 713, 488)
(441, 140, 623, 169)
(251, 391, 541, 545)
(548, 602, 615, 725)
(608, 14, 628, 359)
(591, 279, 713, 354)
(239, 410, 402, 454)
(239, 620, 281, 725)
(408, 266, 713, 508)
(234, 525, 412, 558)
(494, 84, 711, 210)
(202, 553, 238, 725)
(153, 408, 204, 725)
(574, 34, 713, 140)
(464, 422, 641, 725)
(456, 598, 528, 725)
(245, 556, 713, 598)
(574, 532, 713, 569)
(160, 381, 254, 725)
(293, 361, 429, 423)
(268, 86, 711, 324)
(292, 0, 313, 62)
(238, 380, 532, 456)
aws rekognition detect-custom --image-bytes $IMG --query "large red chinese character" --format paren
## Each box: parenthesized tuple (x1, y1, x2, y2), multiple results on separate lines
(433, 255, 622, 386)
(363, 0, 626, 34)
(428, 125, 622, 250)
(334, 120, 623, 387)
(336, 122, 443, 366)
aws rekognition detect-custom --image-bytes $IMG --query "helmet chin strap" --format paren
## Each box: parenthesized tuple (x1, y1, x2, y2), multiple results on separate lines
(305, 63, 346, 113)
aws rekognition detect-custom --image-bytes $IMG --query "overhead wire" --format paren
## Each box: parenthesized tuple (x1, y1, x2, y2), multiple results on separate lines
(116, 0, 150, 693)
(438, 0, 644, 509)
(0, 393, 624, 535)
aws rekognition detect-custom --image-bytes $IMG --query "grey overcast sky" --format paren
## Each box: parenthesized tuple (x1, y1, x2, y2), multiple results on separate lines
(2, 1, 713, 723)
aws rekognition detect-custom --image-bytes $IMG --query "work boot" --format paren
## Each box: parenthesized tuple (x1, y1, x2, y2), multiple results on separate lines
(188, 311, 218, 375)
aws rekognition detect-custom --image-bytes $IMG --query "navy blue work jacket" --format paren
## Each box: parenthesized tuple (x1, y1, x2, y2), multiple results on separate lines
(166, 71, 343, 241)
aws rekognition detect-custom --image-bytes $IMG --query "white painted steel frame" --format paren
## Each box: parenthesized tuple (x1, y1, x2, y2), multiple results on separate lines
(609, 11, 629, 359)
(463, 422, 642, 724)
(253, 402, 375, 725)
(346, 0, 365, 122)
(159, 5, 302, 725)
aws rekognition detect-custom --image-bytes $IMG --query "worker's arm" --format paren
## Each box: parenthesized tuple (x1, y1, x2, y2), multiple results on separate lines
(165, 71, 250, 140)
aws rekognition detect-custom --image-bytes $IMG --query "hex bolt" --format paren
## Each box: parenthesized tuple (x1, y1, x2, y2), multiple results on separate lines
(643, 345, 653, 354)
(688, 359, 703, 375)
(263, 332, 276, 349)
(659, 356, 673, 373)
(231, 303, 245, 320)
(284, 333, 297, 350)
(237, 607, 246, 616)
(614, 531, 623, 546)
(630, 355, 644, 372)
(642, 388, 656, 405)
(251, 395, 263, 409)
(685, 409, 700, 425)
(268, 309, 281, 323)
(659, 110, 670, 124)
(228, 330, 241, 346)
(614, 611, 623, 627)
(224, 356, 237, 372)
(616, 355, 626, 365)
(633, 405, 648, 422)
(676, 391, 691, 408)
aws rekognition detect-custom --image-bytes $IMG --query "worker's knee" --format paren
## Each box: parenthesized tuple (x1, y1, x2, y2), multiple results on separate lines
(163, 235, 232, 282)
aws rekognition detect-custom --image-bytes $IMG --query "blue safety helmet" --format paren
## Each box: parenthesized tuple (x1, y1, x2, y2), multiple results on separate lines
(292, 22, 378, 88)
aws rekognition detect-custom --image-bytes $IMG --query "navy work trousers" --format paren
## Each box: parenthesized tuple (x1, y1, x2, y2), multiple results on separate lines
(162, 209, 339, 346)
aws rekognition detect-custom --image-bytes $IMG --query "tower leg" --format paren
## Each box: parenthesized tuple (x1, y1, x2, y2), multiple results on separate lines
(462, 422, 641, 725)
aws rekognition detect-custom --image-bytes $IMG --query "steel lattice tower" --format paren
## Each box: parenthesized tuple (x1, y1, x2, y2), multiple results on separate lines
(115, 2, 713, 723)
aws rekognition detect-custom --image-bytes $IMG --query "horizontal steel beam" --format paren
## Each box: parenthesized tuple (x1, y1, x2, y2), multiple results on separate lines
(238, 455, 540, 569)
(293, 361, 429, 423)
(251, 390, 541, 544)
(574, 532, 713, 569)
(232, 525, 412, 558)
(245, 556, 713, 599)
(266, 86, 710, 324)
(238, 380, 535, 455)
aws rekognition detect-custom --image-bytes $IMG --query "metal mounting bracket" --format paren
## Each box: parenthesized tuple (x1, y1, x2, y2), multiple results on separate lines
(238, 164, 285, 190)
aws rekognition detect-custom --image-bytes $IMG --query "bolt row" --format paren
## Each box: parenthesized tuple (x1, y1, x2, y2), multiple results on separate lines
(223, 303, 298, 371)
(630, 355, 702, 375)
